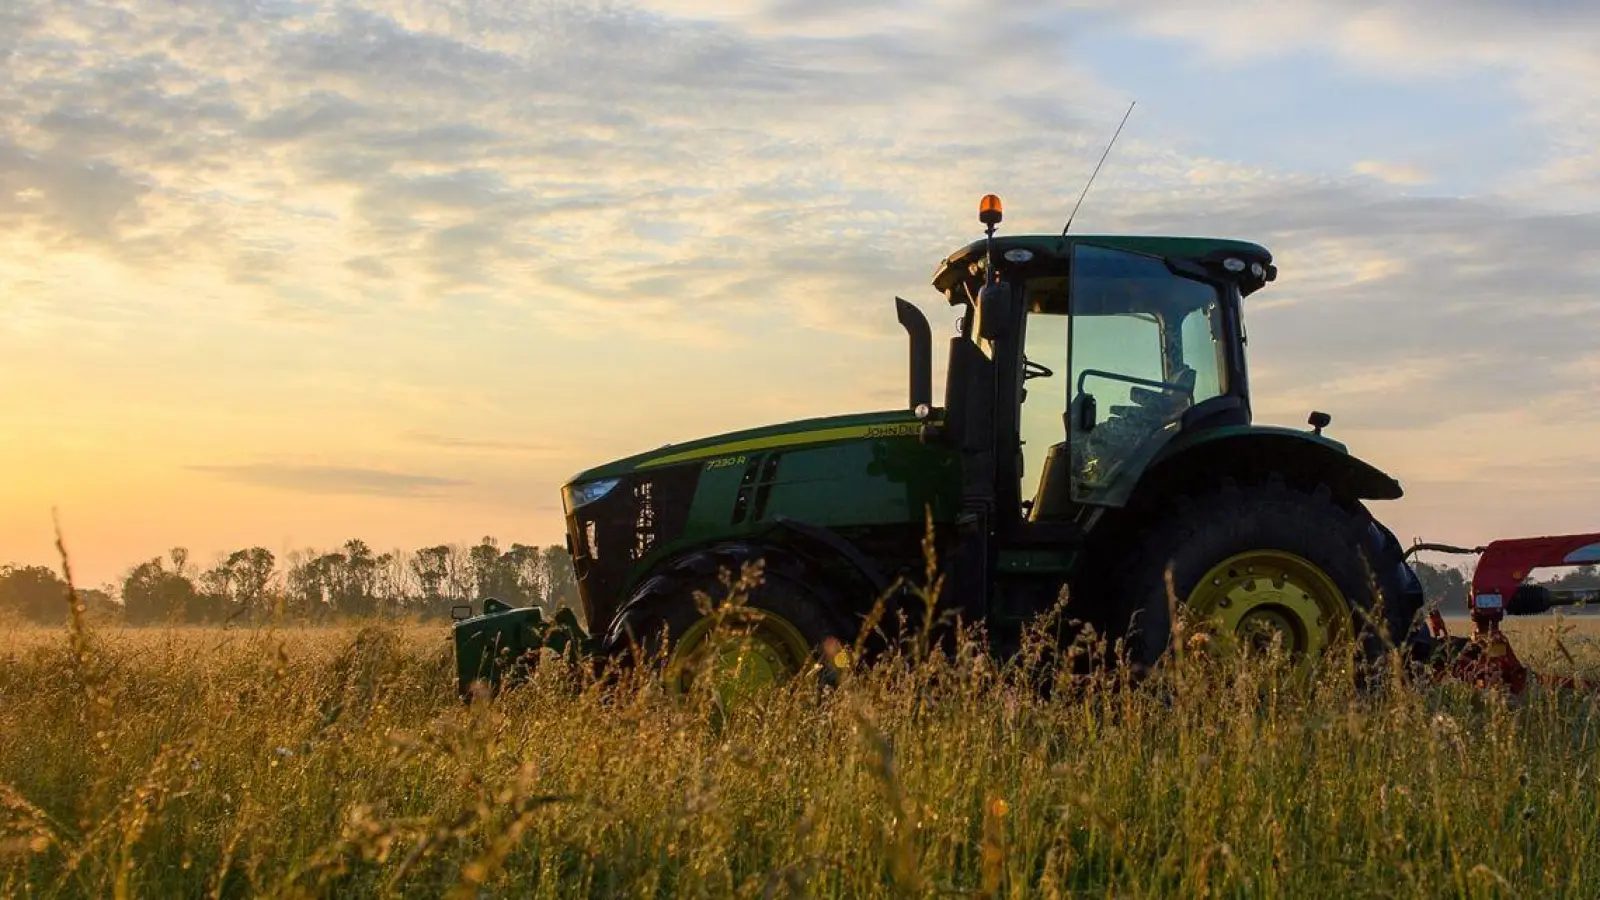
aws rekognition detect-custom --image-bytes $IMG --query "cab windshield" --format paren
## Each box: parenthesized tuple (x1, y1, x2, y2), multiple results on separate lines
(1019, 245, 1231, 508)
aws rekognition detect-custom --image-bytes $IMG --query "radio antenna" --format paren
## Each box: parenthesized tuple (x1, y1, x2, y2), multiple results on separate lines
(1061, 100, 1135, 238)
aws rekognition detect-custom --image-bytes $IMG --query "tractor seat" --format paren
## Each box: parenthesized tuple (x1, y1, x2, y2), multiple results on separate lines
(1128, 386, 1167, 406)
(1121, 369, 1196, 421)
(1031, 367, 1201, 520)
(1128, 367, 1197, 407)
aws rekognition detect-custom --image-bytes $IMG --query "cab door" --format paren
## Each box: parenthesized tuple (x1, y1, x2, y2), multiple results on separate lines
(1067, 244, 1221, 507)
(1018, 306, 1070, 514)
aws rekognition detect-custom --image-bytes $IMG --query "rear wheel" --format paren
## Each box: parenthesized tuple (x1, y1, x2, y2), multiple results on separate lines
(1112, 476, 1420, 679)
(1183, 549, 1350, 660)
(610, 545, 850, 704)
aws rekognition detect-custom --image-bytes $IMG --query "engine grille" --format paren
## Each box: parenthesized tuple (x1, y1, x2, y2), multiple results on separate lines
(567, 466, 700, 633)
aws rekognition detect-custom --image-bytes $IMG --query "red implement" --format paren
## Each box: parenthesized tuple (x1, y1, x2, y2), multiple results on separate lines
(1414, 533, 1600, 695)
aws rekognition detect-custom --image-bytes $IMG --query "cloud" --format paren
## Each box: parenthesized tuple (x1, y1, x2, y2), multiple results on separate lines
(0, 0, 1127, 333)
(246, 91, 368, 142)
(1081, 168, 1600, 438)
(1352, 160, 1431, 187)
(0, 140, 153, 244)
(1, 0, 1590, 364)
(1079, 1, 1600, 143)
(188, 464, 470, 497)
(4, 0, 1590, 413)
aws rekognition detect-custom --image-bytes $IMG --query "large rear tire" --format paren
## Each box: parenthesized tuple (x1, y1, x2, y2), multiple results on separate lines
(1111, 476, 1422, 681)
(608, 544, 852, 703)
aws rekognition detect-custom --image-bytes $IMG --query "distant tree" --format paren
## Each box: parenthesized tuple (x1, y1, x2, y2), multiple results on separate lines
(96, 536, 576, 623)
(122, 552, 200, 624)
(505, 543, 545, 606)
(468, 536, 542, 607)
(1544, 564, 1600, 591)
(287, 541, 380, 618)
(77, 586, 119, 620)
(334, 540, 380, 617)
(1412, 560, 1469, 613)
(192, 544, 275, 621)
(228, 548, 278, 615)
(410, 545, 453, 618)
(191, 547, 278, 623)
(469, 536, 515, 602)
(0, 565, 68, 622)
(445, 544, 473, 608)
(194, 560, 232, 622)
(372, 550, 407, 618)
(541, 546, 578, 613)
(278, 540, 400, 619)
(285, 551, 330, 620)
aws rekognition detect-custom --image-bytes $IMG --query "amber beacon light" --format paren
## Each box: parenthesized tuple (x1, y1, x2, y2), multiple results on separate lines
(979, 194, 1003, 225)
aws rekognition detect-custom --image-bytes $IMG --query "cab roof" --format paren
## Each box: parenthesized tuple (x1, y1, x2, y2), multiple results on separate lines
(931, 234, 1274, 295)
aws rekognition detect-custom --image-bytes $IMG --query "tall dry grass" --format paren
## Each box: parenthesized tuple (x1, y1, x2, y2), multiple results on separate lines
(4, 562, 1600, 897)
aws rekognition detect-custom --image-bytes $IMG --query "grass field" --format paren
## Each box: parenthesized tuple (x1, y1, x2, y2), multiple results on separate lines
(5, 604, 1600, 898)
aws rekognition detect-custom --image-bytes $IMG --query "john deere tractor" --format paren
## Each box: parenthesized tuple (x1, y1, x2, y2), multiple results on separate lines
(453, 196, 1427, 696)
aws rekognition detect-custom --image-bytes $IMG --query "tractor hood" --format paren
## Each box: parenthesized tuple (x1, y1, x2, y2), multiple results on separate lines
(563, 408, 930, 492)
(557, 406, 954, 636)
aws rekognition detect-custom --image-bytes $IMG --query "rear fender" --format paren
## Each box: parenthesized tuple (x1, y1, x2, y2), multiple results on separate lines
(1078, 427, 1423, 649)
(1138, 427, 1402, 508)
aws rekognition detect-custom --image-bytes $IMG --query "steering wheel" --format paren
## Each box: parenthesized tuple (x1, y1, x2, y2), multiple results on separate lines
(1022, 357, 1054, 381)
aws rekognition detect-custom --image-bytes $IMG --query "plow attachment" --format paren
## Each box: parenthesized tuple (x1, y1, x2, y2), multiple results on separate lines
(1409, 533, 1600, 696)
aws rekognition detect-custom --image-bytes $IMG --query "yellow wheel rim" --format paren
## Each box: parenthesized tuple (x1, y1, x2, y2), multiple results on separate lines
(666, 607, 812, 704)
(1183, 550, 1350, 664)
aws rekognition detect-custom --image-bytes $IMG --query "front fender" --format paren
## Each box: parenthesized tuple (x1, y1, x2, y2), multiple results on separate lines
(599, 521, 887, 655)
(1145, 425, 1403, 503)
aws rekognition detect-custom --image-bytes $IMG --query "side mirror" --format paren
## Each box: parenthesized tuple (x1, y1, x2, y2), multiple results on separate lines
(1071, 394, 1098, 432)
(975, 282, 1016, 341)
(451, 603, 473, 621)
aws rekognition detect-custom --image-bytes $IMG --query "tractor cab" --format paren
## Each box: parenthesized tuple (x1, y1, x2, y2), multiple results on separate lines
(929, 198, 1276, 533)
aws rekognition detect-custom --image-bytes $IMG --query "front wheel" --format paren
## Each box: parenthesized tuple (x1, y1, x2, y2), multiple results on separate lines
(1111, 476, 1420, 679)
(609, 545, 851, 705)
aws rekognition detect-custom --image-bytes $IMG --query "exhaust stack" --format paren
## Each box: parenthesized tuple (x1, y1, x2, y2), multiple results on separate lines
(894, 297, 932, 413)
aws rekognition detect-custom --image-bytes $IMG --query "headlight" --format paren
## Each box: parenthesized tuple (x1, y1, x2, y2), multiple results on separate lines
(565, 478, 621, 510)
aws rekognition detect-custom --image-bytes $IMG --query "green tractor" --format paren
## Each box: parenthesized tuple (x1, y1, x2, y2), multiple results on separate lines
(453, 195, 1427, 697)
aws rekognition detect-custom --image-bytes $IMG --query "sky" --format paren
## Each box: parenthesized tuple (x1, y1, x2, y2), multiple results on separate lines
(2, 0, 1599, 587)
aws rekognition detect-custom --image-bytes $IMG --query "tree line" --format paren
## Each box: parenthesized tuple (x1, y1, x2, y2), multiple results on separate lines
(1410, 559, 1600, 613)
(8, 547, 1597, 626)
(0, 536, 577, 625)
